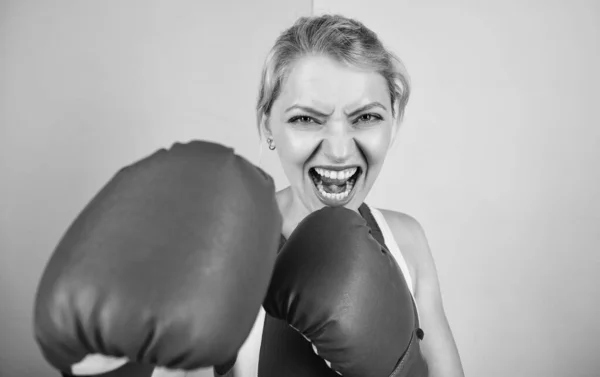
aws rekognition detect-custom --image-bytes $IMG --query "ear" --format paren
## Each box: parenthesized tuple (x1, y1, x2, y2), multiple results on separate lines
(257, 113, 271, 166)
(259, 112, 272, 141)
(389, 100, 401, 148)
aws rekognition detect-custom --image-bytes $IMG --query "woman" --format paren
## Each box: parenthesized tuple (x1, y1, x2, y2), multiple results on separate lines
(32, 12, 463, 377)
(223, 14, 465, 377)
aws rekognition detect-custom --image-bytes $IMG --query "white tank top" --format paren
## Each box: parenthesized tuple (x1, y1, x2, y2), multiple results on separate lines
(232, 204, 418, 377)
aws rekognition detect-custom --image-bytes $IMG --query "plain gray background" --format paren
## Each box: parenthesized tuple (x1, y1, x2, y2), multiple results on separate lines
(1, 0, 599, 376)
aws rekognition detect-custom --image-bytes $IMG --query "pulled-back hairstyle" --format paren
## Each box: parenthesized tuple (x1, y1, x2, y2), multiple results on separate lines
(256, 14, 411, 137)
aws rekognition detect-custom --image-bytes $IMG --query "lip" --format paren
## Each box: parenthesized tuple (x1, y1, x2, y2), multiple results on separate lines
(311, 164, 360, 172)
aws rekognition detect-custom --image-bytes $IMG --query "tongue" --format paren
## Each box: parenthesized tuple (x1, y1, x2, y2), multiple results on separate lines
(321, 176, 345, 185)
(323, 183, 345, 194)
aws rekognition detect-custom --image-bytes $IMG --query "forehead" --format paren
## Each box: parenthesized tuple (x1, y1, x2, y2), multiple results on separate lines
(278, 55, 389, 109)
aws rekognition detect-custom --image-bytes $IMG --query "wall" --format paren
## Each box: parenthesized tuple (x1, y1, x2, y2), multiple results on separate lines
(311, 1, 600, 376)
(3, 1, 600, 376)
(0, 1, 311, 376)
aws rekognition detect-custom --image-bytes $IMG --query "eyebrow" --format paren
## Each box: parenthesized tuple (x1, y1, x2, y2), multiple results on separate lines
(284, 102, 387, 117)
(345, 102, 387, 117)
(284, 105, 333, 117)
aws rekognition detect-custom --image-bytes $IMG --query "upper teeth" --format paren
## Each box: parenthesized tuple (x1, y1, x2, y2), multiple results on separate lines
(315, 167, 357, 180)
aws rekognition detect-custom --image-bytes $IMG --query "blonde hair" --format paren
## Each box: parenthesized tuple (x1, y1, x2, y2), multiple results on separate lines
(256, 14, 411, 138)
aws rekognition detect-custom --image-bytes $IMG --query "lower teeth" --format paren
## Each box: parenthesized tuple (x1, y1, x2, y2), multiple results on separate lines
(317, 182, 353, 201)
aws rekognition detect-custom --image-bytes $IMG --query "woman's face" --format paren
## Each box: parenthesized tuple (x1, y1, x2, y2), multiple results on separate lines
(265, 55, 397, 213)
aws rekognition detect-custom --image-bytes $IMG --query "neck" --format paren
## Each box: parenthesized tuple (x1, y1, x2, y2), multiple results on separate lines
(276, 187, 311, 239)
(275, 186, 364, 239)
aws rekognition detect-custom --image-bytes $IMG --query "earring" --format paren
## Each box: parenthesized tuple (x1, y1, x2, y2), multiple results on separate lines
(267, 137, 276, 150)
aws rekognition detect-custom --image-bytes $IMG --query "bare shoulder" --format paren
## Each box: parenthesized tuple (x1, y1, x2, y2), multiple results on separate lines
(378, 209, 427, 245)
(378, 209, 431, 259)
(378, 209, 436, 295)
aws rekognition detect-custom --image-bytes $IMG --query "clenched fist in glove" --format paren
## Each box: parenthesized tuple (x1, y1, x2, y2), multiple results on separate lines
(33, 141, 281, 376)
(263, 206, 426, 377)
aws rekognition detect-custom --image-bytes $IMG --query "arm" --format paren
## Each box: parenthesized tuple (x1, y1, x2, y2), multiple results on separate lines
(383, 211, 465, 377)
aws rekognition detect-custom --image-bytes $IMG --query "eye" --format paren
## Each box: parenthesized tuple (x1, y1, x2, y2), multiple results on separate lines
(289, 115, 319, 125)
(355, 113, 383, 123)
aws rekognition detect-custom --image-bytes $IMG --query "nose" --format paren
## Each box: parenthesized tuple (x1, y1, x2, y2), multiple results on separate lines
(321, 121, 357, 163)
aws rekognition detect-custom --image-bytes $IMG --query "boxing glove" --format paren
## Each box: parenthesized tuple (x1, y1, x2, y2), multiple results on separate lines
(33, 140, 282, 375)
(263, 207, 415, 377)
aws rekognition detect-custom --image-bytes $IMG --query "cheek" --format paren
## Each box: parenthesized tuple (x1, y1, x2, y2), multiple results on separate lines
(356, 126, 392, 166)
(275, 129, 320, 173)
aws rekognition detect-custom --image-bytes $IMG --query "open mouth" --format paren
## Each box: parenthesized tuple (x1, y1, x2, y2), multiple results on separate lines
(309, 166, 362, 205)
